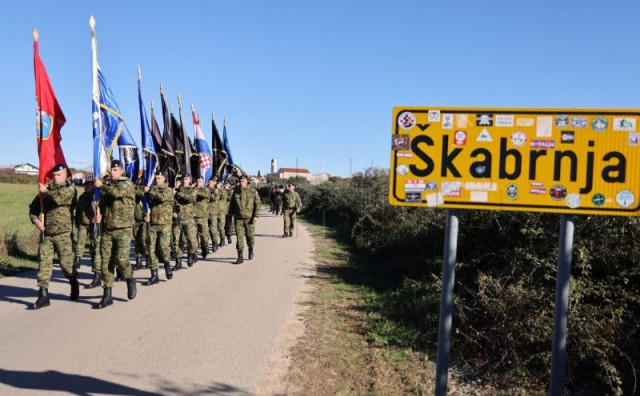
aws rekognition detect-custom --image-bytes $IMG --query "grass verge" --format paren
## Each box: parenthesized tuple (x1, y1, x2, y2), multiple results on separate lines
(286, 221, 536, 395)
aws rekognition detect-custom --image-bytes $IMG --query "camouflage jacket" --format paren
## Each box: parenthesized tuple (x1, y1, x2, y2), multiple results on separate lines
(175, 186, 197, 221)
(219, 188, 231, 214)
(100, 176, 135, 230)
(229, 186, 261, 220)
(208, 188, 221, 216)
(193, 186, 211, 218)
(283, 190, 302, 210)
(148, 185, 174, 225)
(29, 180, 77, 236)
(134, 186, 146, 222)
(75, 190, 94, 227)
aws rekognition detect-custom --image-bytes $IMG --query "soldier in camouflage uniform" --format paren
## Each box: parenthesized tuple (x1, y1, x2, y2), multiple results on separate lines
(132, 184, 149, 270)
(94, 159, 137, 309)
(223, 181, 234, 245)
(144, 171, 174, 284)
(74, 180, 103, 288)
(194, 176, 211, 259)
(216, 180, 228, 247)
(282, 183, 302, 237)
(206, 180, 220, 252)
(229, 175, 261, 264)
(173, 175, 198, 269)
(28, 164, 79, 309)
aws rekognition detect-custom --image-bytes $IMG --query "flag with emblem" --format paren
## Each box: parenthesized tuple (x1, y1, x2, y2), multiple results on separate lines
(137, 67, 156, 214)
(33, 29, 69, 184)
(90, 16, 139, 185)
(211, 115, 226, 181)
(191, 104, 213, 181)
(159, 86, 176, 186)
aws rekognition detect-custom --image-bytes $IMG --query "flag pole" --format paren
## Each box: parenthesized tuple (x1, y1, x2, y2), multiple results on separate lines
(90, 15, 102, 236)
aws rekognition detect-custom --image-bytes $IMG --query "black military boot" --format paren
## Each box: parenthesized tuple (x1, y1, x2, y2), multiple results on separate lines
(146, 269, 159, 285)
(97, 287, 113, 309)
(174, 257, 183, 271)
(202, 244, 208, 259)
(248, 247, 254, 260)
(234, 250, 244, 265)
(126, 278, 137, 300)
(85, 272, 102, 289)
(74, 256, 81, 269)
(70, 277, 80, 301)
(134, 254, 142, 271)
(219, 238, 225, 247)
(115, 271, 124, 282)
(213, 241, 218, 253)
(164, 262, 173, 280)
(289, 231, 294, 237)
(282, 232, 288, 238)
(144, 255, 150, 269)
(187, 253, 194, 267)
(227, 235, 232, 244)
(32, 287, 50, 309)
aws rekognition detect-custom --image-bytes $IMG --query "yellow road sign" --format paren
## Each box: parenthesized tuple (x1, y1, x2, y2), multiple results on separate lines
(389, 107, 640, 216)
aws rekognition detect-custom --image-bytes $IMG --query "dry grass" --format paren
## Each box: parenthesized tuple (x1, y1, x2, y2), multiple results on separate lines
(285, 222, 539, 396)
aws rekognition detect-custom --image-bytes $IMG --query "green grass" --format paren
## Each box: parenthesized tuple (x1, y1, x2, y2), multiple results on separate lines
(0, 183, 41, 277)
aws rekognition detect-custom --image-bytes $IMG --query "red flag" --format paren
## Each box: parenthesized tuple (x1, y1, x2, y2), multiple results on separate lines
(33, 31, 68, 184)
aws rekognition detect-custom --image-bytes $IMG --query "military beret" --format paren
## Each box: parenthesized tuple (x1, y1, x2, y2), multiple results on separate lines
(51, 164, 66, 173)
(238, 174, 247, 180)
(83, 179, 93, 186)
(197, 175, 205, 180)
(111, 159, 123, 168)
(154, 170, 165, 176)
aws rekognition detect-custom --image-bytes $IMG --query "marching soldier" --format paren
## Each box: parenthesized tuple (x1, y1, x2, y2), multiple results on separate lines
(74, 180, 103, 288)
(173, 175, 198, 269)
(94, 159, 137, 309)
(28, 164, 79, 309)
(206, 180, 220, 252)
(229, 175, 261, 264)
(282, 183, 302, 237)
(223, 181, 234, 245)
(194, 176, 211, 259)
(132, 184, 149, 270)
(144, 171, 174, 284)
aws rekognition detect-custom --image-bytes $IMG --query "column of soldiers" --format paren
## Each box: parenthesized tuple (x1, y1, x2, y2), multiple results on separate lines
(28, 163, 301, 310)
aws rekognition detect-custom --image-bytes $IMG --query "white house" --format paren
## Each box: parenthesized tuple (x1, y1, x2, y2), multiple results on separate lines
(13, 163, 39, 176)
(269, 167, 312, 181)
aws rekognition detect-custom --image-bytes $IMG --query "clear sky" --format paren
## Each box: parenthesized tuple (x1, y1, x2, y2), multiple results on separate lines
(1, 0, 639, 177)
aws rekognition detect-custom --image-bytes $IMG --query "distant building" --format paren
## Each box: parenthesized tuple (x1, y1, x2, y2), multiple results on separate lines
(309, 172, 330, 185)
(13, 163, 39, 176)
(270, 158, 278, 174)
(269, 167, 311, 180)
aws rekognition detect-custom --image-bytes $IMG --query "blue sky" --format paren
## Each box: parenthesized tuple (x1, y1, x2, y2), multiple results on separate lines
(2, 0, 640, 177)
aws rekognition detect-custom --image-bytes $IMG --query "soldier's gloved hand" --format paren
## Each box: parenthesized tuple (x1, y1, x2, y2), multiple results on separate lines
(33, 219, 45, 232)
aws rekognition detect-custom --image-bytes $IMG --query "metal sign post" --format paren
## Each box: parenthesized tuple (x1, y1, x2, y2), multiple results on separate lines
(549, 214, 575, 396)
(435, 209, 460, 396)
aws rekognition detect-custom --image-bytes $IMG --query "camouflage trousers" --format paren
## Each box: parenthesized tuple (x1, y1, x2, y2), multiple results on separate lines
(195, 217, 209, 248)
(148, 223, 171, 270)
(283, 208, 297, 233)
(235, 218, 255, 251)
(101, 227, 133, 287)
(225, 214, 235, 237)
(133, 221, 149, 255)
(74, 225, 102, 273)
(37, 232, 76, 288)
(173, 219, 197, 257)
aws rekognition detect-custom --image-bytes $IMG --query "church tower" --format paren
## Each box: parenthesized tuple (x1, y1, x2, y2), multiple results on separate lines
(271, 158, 277, 174)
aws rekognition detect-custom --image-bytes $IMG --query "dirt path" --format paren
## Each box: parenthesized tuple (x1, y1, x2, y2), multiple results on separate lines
(0, 209, 314, 396)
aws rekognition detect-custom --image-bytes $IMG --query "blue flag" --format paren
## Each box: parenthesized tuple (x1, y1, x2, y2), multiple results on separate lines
(91, 23, 139, 188)
(138, 70, 157, 213)
(222, 119, 234, 165)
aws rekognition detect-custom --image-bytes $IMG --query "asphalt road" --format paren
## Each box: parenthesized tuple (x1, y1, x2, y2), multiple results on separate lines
(0, 210, 314, 396)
